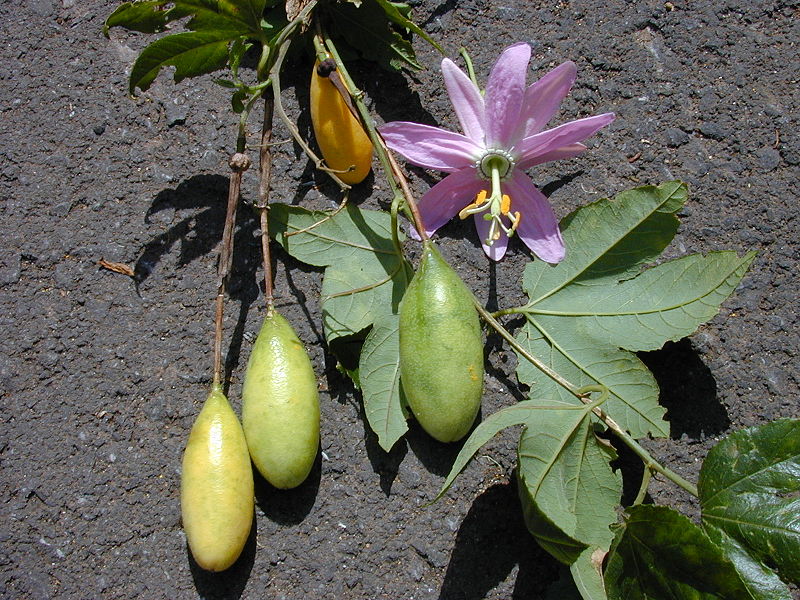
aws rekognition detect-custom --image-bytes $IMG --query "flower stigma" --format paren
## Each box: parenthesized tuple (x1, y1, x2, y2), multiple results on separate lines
(459, 151, 522, 246)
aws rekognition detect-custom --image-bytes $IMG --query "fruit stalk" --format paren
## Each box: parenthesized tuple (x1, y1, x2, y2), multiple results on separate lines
(256, 90, 275, 308)
(214, 153, 250, 385)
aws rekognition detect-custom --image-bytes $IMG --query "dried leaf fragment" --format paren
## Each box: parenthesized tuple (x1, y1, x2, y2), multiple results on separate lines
(98, 259, 134, 277)
(285, 0, 314, 21)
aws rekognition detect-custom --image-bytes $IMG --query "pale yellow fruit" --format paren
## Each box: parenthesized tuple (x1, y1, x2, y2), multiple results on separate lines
(181, 384, 253, 572)
(242, 310, 320, 489)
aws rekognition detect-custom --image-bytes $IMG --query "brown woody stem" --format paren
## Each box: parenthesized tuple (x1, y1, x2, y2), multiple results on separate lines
(213, 153, 250, 386)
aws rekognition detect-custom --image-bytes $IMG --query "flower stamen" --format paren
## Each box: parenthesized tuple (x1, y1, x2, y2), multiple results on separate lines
(459, 163, 523, 247)
(458, 190, 489, 219)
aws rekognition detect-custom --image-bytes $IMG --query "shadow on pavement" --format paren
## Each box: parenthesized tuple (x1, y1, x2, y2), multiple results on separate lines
(639, 339, 728, 439)
(438, 482, 559, 600)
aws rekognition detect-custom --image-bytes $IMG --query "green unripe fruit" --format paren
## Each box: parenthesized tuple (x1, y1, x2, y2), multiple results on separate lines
(242, 310, 320, 489)
(399, 241, 484, 442)
(181, 384, 254, 572)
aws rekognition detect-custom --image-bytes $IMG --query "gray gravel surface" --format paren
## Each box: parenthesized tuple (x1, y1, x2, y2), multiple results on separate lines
(1, 0, 798, 598)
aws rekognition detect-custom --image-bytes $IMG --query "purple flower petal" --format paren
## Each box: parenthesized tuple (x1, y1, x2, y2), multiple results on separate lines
(506, 172, 565, 263)
(473, 213, 509, 260)
(512, 61, 577, 143)
(515, 113, 615, 164)
(415, 169, 484, 237)
(380, 121, 482, 172)
(442, 58, 485, 144)
(517, 143, 586, 170)
(484, 42, 531, 148)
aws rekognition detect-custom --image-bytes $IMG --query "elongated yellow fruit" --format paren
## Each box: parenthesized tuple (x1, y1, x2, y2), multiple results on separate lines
(399, 241, 484, 442)
(242, 310, 320, 489)
(310, 59, 373, 185)
(181, 384, 253, 572)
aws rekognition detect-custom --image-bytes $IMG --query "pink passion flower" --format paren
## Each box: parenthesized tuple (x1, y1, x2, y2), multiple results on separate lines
(379, 43, 615, 262)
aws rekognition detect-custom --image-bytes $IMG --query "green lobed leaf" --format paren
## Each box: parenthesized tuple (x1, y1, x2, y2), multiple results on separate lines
(221, 0, 268, 32)
(517, 399, 621, 564)
(359, 312, 409, 451)
(519, 484, 587, 566)
(269, 203, 411, 343)
(438, 398, 621, 566)
(516, 320, 666, 439)
(437, 401, 546, 499)
(116, 0, 271, 92)
(170, 0, 260, 33)
(699, 419, 800, 587)
(104, 1, 177, 36)
(374, 0, 444, 54)
(269, 203, 411, 430)
(570, 547, 608, 600)
(534, 250, 757, 352)
(128, 30, 240, 93)
(324, 0, 423, 71)
(523, 181, 686, 299)
(516, 182, 684, 438)
(605, 505, 754, 599)
(516, 182, 755, 439)
(706, 529, 792, 600)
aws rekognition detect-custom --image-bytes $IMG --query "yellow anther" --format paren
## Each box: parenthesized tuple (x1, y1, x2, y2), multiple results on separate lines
(500, 194, 512, 215)
(459, 190, 490, 220)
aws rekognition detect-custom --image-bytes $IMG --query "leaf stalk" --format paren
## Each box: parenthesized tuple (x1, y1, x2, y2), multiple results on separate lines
(474, 298, 699, 498)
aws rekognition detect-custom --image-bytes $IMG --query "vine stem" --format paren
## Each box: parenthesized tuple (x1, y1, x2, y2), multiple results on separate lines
(320, 34, 428, 242)
(473, 298, 699, 498)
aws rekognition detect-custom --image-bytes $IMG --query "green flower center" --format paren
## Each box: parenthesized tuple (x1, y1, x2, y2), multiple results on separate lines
(475, 149, 515, 181)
